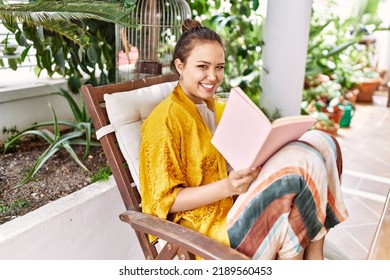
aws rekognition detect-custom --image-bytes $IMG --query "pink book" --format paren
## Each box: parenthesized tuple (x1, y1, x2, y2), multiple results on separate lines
(211, 87, 316, 170)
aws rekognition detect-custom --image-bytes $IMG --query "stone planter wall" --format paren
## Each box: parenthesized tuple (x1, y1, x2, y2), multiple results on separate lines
(0, 177, 143, 259)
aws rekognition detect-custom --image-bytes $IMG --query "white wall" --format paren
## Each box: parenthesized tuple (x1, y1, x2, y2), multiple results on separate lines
(0, 77, 81, 145)
(0, 177, 143, 259)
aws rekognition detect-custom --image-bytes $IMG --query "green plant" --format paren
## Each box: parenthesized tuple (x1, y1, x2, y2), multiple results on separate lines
(1, 125, 20, 152)
(0, 33, 18, 54)
(354, 67, 380, 82)
(0, 32, 22, 69)
(0, 0, 137, 90)
(303, 80, 342, 103)
(309, 110, 336, 129)
(316, 118, 337, 129)
(2, 87, 100, 188)
(260, 106, 282, 122)
(90, 166, 112, 183)
(0, 200, 30, 215)
(350, 0, 384, 33)
(0, 0, 138, 188)
(302, 0, 390, 114)
(189, 0, 265, 104)
(305, 11, 360, 80)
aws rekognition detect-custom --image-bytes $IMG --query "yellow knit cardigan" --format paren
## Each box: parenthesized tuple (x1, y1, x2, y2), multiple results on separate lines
(140, 84, 232, 246)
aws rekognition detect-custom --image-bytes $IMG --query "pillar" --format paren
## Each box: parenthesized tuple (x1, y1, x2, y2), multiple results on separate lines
(260, 0, 313, 116)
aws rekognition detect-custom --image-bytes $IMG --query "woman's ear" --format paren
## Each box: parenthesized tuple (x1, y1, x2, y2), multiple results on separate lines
(174, 58, 184, 75)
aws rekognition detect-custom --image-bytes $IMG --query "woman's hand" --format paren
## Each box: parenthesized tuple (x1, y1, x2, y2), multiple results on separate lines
(169, 166, 261, 213)
(225, 166, 261, 196)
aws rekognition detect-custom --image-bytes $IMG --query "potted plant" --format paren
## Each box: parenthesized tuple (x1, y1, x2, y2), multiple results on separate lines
(302, 79, 345, 125)
(315, 118, 339, 136)
(311, 111, 340, 136)
(355, 68, 381, 102)
(301, 99, 340, 136)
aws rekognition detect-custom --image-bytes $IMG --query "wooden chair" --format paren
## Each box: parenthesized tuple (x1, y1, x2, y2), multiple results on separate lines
(81, 74, 390, 260)
(81, 74, 249, 260)
(368, 189, 390, 260)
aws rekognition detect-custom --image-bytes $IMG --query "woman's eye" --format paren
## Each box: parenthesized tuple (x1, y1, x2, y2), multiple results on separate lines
(198, 65, 208, 69)
(217, 65, 225, 70)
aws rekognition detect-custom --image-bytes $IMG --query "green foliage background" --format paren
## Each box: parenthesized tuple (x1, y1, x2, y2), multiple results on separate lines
(188, 0, 265, 104)
(0, 0, 136, 92)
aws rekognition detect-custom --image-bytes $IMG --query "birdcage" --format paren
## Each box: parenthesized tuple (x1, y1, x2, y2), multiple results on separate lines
(116, 0, 191, 82)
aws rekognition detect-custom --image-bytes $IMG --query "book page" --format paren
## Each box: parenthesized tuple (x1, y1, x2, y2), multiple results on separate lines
(211, 87, 272, 170)
(272, 115, 314, 127)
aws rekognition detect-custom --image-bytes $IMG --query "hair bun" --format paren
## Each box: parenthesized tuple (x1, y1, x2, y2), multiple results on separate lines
(182, 19, 202, 32)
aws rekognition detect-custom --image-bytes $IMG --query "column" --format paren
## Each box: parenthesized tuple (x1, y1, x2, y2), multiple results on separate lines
(260, 0, 313, 116)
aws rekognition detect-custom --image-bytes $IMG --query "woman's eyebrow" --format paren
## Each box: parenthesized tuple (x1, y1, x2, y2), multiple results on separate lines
(196, 60, 211, 64)
(196, 60, 225, 65)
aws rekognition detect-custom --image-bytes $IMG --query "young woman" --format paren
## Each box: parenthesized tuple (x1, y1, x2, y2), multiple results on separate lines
(139, 19, 348, 260)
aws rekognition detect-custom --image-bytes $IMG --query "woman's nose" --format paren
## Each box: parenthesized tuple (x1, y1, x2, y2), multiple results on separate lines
(207, 70, 217, 80)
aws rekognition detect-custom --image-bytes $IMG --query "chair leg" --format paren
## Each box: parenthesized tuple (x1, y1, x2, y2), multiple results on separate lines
(387, 84, 390, 108)
(387, 81, 390, 108)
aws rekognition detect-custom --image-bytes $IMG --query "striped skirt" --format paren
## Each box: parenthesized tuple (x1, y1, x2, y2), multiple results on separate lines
(226, 130, 349, 259)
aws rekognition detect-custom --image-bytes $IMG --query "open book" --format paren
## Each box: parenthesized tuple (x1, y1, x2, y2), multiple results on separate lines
(211, 87, 317, 170)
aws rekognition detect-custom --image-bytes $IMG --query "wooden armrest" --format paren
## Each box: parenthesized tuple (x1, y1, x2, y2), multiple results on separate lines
(368, 190, 390, 259)
(120, 210, 249, 260)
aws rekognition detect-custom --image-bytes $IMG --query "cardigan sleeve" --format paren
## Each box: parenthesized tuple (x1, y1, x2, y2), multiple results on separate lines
(140, 117, 186, 221)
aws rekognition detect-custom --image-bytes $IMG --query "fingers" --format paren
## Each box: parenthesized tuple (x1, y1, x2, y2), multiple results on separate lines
(227, 166, 261, 195)
(232, 166, 261, 180)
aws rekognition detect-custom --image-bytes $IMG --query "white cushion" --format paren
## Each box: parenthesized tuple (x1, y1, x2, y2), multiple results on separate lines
(103, 81, 177, 187)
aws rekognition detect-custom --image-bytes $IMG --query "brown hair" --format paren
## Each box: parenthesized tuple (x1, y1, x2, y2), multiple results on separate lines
(170, 19, 225, 74)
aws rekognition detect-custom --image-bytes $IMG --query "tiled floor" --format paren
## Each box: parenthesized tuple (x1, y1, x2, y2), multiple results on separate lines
(324, 89, 390, 260)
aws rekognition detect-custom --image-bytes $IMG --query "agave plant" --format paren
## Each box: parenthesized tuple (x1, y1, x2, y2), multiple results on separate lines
(2, 86, 100, 188)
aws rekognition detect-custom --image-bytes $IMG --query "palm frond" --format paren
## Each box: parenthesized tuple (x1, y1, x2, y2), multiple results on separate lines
(26, 19, 89, 45)
(0, 0, 137, 27)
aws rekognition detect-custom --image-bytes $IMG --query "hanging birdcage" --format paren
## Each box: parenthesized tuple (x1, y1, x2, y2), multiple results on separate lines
(116, 0, 191, 82)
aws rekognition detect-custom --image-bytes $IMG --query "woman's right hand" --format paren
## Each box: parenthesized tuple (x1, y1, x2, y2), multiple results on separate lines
(225, 166, 261, 196)
(170, 166, 261, 213)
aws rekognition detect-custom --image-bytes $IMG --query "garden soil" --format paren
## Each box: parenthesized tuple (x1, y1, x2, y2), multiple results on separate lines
(0, 138, 107, 225)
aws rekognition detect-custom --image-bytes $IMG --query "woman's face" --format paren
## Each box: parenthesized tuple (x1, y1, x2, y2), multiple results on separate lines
(175, 41, 225, 104)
